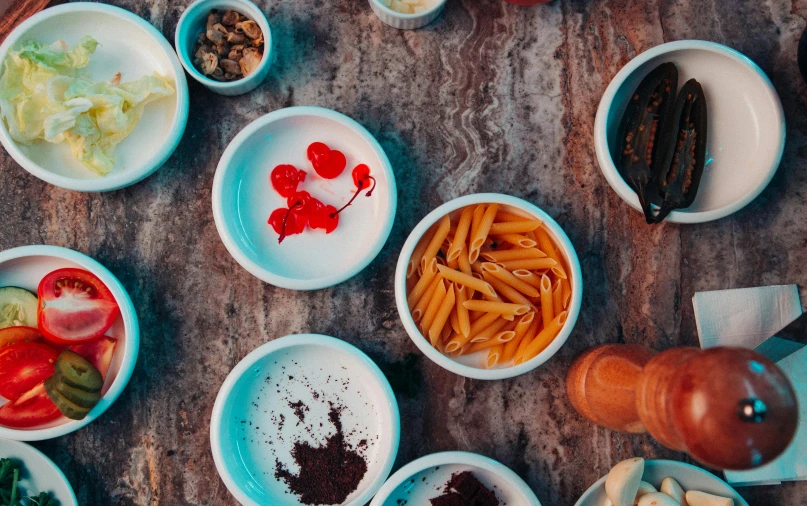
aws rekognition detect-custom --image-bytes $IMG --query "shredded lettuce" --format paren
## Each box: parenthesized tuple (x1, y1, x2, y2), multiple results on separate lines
(0, 36, 175, 175)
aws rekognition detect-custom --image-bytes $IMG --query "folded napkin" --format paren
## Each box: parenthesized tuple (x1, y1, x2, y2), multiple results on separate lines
(692, 285, 805, 487)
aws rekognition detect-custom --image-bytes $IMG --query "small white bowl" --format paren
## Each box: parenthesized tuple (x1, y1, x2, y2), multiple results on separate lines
(175, 0, 273, 96)
(212, 106, 397, 290)
(210, 334, 400, 506)
(0, 245, 139, 441)
(0, 439, 78, 505)
(575, 459, 748, 506)
(370, 451, 542, 506)
(594, 40, 785, 223)
(394, 193, 583, 380)
(0, 2, 189, 192)
(368, 0, 447, 30)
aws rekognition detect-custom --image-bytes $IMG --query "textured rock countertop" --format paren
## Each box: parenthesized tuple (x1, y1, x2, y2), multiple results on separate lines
(1, 0, 807, 504)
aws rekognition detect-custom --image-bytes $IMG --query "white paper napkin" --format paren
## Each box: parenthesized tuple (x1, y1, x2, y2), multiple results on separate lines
(692, 285, 805, 486)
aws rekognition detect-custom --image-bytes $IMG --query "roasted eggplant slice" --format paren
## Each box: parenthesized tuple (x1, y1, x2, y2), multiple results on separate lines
(616, 62, 678, 223)
(654, 79, 708, 223)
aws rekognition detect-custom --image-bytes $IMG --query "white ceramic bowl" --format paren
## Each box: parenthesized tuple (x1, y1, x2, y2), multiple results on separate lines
(368, 0, 447, 30)
(575, 459, 749, 506)
(0, 245, 139, 441)
(370, 451, 541, 506)
(0, 3, 189, 192)
(175, 0, 273, 96)
(0, 438, 78, 505)
(212, 106, 397, 290)
(210, 334, 400, 506)
(394, 193, 583, 380)
(594, 40, 785, 223)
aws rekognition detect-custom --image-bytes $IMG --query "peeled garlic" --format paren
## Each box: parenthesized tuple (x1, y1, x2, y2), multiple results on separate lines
(660, 477, 687, 505)
(605, 458, 645, 506)
(637, 492, 680, 506)
(634, 481, 658, 504)
(685, 491, 733, 506)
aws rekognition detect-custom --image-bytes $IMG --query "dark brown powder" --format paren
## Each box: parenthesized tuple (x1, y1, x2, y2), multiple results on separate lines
(430, 471, 499, 506)
(274, 406, 367, 505)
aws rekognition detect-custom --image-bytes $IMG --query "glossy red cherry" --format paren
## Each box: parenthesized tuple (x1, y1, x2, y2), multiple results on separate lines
(271, 164, 307, 197)
(309, 205, 339, 233)
(351, 164, 376, 196)
(307, 142, 347, 179)
(268, 205, 306, 243)
(286, 191, 322, 220)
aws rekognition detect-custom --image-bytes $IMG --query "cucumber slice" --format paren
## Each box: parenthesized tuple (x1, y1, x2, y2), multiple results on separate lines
(54, 350, 103, 392)
(46, 374, 101, 409)
(0, 286, 38, 329)
(44, 377, 92, 420)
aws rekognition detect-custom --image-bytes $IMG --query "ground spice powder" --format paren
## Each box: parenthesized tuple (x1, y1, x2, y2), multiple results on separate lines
(275, 405, 368, 505)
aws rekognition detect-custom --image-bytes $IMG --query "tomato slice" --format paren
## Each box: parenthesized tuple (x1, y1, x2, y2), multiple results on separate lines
(0, 342, 59, 400)
(38, 268, 120, 344)
(0, 381, 60, 428)
(69, 336, 117, 379)
(0, 326, 41, 349)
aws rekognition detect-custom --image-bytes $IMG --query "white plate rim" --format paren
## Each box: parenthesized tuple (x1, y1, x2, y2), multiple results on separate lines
(0, 2, 190, 192)
(573, 459, 750, 506)
(593, 39, 786, 224)
(0, 438, 78, 506)
(393, 193, 583, 380)
(211, 105, 398, 290)
(0, 245, 140, 441)
(209, 333, 401, 506)
(369, 450, 542, 506)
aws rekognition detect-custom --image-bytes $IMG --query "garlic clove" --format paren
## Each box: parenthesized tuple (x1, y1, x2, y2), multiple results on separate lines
(605, 457, 645, 506)
(637, 492, 679, 506)
(634, 481, 658, 505)
(660, 477, 687, 505)
(684, 491, 733, 506)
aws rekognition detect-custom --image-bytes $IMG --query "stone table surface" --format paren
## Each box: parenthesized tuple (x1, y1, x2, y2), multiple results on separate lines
(2, 0, 807, 504)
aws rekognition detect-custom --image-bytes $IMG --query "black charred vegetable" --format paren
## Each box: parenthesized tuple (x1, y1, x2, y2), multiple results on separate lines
(616, 62, 678, 223)
(654, 79, 708, 223)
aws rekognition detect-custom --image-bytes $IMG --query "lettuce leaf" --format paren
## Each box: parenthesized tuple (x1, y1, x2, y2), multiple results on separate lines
(0, 36, 175, 175)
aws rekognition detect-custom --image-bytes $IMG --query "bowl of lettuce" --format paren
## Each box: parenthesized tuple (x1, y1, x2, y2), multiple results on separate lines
(0, 3, 189, 192)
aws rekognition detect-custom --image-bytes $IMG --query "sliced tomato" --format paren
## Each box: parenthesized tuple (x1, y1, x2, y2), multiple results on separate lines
(69, 336, 117, 379)
(38, 268, 120, 344)
(0, 326, 41, 349)
(0, 342, 59, 400)
(0, 381, 60, 428)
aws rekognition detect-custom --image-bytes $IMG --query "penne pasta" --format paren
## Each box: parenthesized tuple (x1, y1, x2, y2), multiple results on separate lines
(442, 320, 454, 342)
(469, 204, 499, 263)
(450, 308, 460, 334)
(436, 264, 496, 298)
(407, 257, 438, 309)
(562, 278, 572, 309)
(520, 311, 568, 362)
(487, 345, 504, 368)
(494, 233, 537, 248)
(512, 269, 543, 290)
(466, 338, 505, 354)
(422, 215, 451, 268)
(551, 263, 568, 280)
(455, 284, 471, 337)
(429, 282, 456, 346)
(462, 300, 530, 316)
(481, 262, 540, 297)
(469, 317, 510, 343)
(534, 227, 557, 258)
(513, 315, 541, 364)
(408, 224, 436, 278)
(411, 274, 442, 322)
(447, 207, 474, 262)
(552, 279, 563, 315)
(481, 248, 547, 262)
(495, 211, 532, 222)
(483, 273, 533, 307)
(489, 220, 543, 235)
(470, 204, 485, 243)
(457, 246, 473, 277)
(540, 273, 554, 330)
(498, 258, 558, 271)
(421, 279, 447, 334)
(444, 312, 501, 352)
(446, 254, 459, 270)
(503, 312, 534, 362)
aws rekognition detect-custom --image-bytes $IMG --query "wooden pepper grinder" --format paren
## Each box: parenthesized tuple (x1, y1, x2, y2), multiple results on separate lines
(566, 344, 799, 470)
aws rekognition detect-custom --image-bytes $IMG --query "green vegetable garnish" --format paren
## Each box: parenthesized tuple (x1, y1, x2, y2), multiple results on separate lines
(0, 458, 58, 506)
(0, 36, 175, 175)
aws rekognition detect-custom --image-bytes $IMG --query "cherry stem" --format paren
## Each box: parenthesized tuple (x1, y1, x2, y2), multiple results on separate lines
(279, 200, 303, 243)
(331, 180, 365, 217)
(365, 176, 376, 197)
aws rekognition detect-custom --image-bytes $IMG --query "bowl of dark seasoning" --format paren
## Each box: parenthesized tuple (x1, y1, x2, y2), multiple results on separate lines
(175, 0, 272, 95)
(211, 334, 400, 506)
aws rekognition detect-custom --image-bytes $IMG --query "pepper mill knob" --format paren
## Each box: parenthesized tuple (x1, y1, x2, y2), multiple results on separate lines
(567, 345, 799, 470)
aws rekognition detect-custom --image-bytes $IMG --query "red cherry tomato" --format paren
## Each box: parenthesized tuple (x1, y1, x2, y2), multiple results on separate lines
(0, 342, 59, 400)
(0, 381, 60, 428)
(307, 142, 347, 179)
(309, 205, 339, 234)
(38, 269, 120, 345)
(270, 165, 307, 197)
(0, 326, 41, 349)
(69, 336, 117, 379)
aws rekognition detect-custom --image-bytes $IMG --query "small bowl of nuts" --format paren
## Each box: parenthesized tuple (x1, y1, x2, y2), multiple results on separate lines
(175, 0, 272, 96)
(369, 0, 447, 30)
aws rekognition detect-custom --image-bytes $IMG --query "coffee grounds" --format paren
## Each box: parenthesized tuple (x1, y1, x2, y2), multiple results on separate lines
(429, 471, 499, 506)
(275, 405, 368, 505)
